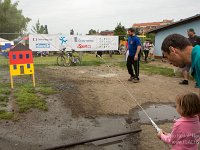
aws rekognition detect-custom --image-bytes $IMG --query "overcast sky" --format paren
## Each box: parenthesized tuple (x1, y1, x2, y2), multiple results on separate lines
(13, 0, 200, 35)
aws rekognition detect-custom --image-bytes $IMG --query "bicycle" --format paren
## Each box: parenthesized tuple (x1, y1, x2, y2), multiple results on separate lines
(57, 48, 81, 66)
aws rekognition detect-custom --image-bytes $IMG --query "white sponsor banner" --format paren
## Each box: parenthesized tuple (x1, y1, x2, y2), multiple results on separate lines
(29, 34, 118, 51)
(29, 34, 73, 51)
(72, 35, 119, 51)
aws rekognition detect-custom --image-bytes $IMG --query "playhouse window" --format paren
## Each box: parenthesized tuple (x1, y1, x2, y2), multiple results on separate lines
(26, 54, 30, 58)
(27, 64, 30, 69)
(13, 54, 16, 60)
(19, 54, 23, 59)
(13, 65, 17, 70)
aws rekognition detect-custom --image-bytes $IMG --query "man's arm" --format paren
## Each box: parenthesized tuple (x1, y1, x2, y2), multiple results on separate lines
(134, 45, 141, 61)
(197, 36, 200, 45)
(199, 89, 200, 121)
(199, 89, 200, 98)
(134, 38, 141, 61)
(199, 88, 200, 121)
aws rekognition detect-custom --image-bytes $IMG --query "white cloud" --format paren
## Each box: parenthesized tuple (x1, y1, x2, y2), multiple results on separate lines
(13, 0, 200, 34)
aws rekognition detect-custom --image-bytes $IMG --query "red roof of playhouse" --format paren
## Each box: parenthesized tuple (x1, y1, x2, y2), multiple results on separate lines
(9, 43, 33, 65)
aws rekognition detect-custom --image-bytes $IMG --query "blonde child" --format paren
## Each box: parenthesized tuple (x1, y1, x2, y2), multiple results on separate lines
(158, 93, 200, 150)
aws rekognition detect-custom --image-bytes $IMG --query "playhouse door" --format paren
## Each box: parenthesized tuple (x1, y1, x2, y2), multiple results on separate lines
(20, 66, 24, 74)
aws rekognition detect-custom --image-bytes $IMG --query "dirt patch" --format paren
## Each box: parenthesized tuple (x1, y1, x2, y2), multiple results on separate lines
(40, 65, 198, 117)
(138, 123, 172, 150)
(0, 64, 199, 149)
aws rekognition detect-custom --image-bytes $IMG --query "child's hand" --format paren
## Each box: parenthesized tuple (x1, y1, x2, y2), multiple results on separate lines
(162, 131, 168, 135)
(157, 130, 169, 139)
(157, 130, 163, 139)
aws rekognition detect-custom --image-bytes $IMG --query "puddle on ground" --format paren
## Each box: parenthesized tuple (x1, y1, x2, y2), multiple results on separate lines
(137, 104, 180, 124)
(52, 114, 140, 150)
(86, 117, 131, 149)
(98, 73, 117, 78)
(69, 116, 139, 150)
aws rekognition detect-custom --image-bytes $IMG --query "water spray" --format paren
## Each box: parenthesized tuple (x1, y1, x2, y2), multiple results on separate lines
(97, 54, 162, 133)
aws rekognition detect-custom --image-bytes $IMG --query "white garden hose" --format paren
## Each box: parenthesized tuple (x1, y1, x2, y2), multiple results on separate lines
(97, 54, 162, 133)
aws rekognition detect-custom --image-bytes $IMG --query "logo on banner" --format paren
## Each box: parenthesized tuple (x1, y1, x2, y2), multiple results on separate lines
(33, 38, 37, 41)
(77, 44, 91, 49)
(74, 37, 94, 43)
(36, 43, 50, 48)
(74, 37, 78, 42)
(60, 36, 67, 45)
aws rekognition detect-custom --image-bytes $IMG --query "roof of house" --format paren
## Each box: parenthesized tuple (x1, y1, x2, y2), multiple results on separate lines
(133, 22, 162, 27)
(147, 14, 200, 34)
(100, 30, 114, 33)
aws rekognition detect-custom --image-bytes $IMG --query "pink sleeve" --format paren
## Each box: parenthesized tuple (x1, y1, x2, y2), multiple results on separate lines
(160, 133, 173, 144)
(160, 122, 180, 144)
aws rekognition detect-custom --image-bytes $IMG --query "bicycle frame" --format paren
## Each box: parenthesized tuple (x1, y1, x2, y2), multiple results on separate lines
(57, 48, 81, 66)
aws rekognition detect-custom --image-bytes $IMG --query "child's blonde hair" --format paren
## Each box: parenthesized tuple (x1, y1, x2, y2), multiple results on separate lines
(176, 93, 200, 117)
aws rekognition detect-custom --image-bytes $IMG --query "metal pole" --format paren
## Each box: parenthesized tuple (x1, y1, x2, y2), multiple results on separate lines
(0, 33, 23, 35)
(10, 75, 14, 89)
(32, 73, 36, 87)
(45, 129, 141, 150)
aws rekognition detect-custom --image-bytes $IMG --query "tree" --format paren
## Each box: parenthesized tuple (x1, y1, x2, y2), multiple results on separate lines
(114, 23, 127, 36)
(114, 22, 127, 41)
(32, 19, 48, 34)
(0, 0, 30, 40)
(44, 25, 48, 34)
(70, 29, 74, 35)
(135, 28, 140, 35)
(88, 29, 97, 35)
(146, 33, 155, 43)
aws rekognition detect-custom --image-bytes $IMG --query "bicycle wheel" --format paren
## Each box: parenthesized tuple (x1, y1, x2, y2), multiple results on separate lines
(64, 56, 71, 66)
(57, 55, 66, 66)
(71, 57, 81, 66)
(76, 57, 81, 65)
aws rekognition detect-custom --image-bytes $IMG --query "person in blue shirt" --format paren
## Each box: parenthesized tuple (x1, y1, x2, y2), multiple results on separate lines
(161, 34, 200, 97)
(127, 28, 141, 83)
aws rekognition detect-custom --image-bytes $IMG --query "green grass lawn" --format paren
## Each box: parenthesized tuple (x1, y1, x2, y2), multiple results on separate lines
(0, 110, 14, 120)
(80, 53, 124, 66)
(0, 81, 57, 118)
(118, 61, 175, 77)
(0, 83, 14, 119)
(14, 83, 57, 113)
(140, 62, 175, 77)
(0, 53, 124, 66)
(0, 54, 174, 76)
(0, 85, 11, 95)
(0, 55, 9, 66)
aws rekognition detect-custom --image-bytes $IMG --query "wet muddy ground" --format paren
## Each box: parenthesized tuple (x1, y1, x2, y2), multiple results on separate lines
(0, 63, 199, 150)
(135, 103, 179, 124)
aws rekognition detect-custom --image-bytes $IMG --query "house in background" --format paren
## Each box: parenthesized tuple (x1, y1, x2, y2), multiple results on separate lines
(147, 14, 200, 57)
(9, 43, 35, 88)
(100, 30, 114, 36)
(133, 20, 173, 34)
